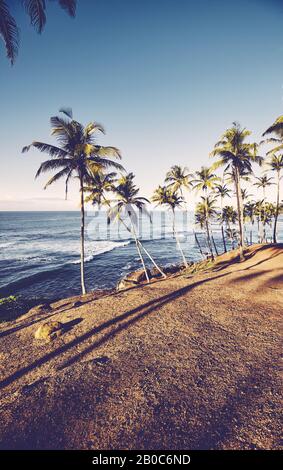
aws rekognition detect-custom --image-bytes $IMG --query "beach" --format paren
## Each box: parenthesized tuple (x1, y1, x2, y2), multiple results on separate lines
(0, 244, 282, 449)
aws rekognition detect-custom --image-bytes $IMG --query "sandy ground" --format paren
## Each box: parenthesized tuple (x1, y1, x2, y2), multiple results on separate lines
(0, 244, 282, 450)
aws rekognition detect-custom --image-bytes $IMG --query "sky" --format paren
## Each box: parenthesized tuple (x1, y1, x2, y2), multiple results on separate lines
(0, 0, 282, 211)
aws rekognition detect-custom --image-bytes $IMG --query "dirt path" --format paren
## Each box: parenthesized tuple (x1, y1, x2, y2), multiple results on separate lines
(0, 244, 282, 449)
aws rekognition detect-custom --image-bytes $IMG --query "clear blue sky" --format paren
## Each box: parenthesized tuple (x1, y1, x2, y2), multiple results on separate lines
(0, 0, 282, 210)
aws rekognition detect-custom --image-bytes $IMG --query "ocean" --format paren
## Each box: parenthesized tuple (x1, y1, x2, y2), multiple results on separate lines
(0, 211, 281, 301)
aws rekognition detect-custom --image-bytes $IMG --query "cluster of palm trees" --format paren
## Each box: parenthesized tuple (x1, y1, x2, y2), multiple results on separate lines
(23, 112, 282, 294)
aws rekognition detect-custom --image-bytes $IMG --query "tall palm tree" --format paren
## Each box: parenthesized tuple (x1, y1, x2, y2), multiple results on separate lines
(0, 0, 76, 64)
(254, 175, 274, 200)
(214, 183, 231, 252)
(195, 196, 218, 259)
(211, 122, 263, 260)
(191, 166, 220, 195)
(152, 186, 188, 267)
(108, 173, 151, 282)
(165, 165, 193, 200)
(22, 108, 123, 295)
(265, 154, 283, 243)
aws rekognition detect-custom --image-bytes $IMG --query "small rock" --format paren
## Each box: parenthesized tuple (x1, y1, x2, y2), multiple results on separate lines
(72, 301, 82, 308)
(34, 321, 64, 341)
(117, 269, 151, 291)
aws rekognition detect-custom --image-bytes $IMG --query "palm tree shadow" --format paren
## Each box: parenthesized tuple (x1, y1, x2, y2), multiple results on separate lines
(0, 271, 231, 391)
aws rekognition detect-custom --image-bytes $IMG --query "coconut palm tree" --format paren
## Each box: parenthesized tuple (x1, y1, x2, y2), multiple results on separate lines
(211, 122, 263, 260)
(214, 183, 231, 252)
(191, 166, 220, 195)
(220, 205, 238, 250)
(108, 173, 164, 282)
(22, 108, 123, 295)
(165, 165, 193, 200)
(0, 0, 76, 64)
(152, 186, 188, 267)
(254, 175, 274, 200)
(265, 154, 283, 243)
(195, 196, 218, 259)
(87, 171, 166, 279)
(262, 115, 283, 154)
(244, 201, 256, 244)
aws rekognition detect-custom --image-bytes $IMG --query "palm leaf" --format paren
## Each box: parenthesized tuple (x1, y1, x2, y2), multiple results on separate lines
(43, 166, 71, 189)
(93, 145, 122, 159)
(0, 0, 19, 64)
(59, 107, 73, 119)
(22, 141, 69, 158)
(22, 0, 46, 33)
(35, 158, 72, 178)
(58, 0, 76, 17)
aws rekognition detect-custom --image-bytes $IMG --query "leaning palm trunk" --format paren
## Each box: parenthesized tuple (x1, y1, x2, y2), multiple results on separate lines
(80, 175, 87, 295)
(205, 219, 214, 260)
(234, 167, 245, 260)
(129, 218, 150, 283)
(221, 225, 227, 253)
(273, 172, 280, 243)
(172, 209, 188, 268)
(193, 230, 205, 259)
(104, 196, 166, 278)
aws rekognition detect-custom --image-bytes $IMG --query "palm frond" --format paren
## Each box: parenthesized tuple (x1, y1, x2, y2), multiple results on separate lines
(22, 141, 69, 158)
(58, 0, 76, 17)
(43, 166, 71, 189)
(59, 107, 73, 119)
(93, 145, 122, 159)
(0, 0, 19, 64)
(35, 158, 72, 178)
(88, 156, 125, 172)
(22, 0, 46, 33)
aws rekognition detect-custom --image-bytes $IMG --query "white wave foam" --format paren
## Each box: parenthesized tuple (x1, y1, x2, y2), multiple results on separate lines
(71, 240, 131, 264)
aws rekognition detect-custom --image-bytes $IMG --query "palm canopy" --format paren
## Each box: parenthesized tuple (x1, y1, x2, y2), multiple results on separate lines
(195, 196, 218, 221)
(254, 175, 274, 189)
(108, 173, 150, 226)
(165, 165, 193, 194)
(152, 186, 184, 211)
(84, 168, 117, 207)
(22, 108, 124, 197)
(210, 122, 263, 174)
(191, 166, 220, 193)
(266, 154, 283, 174)
(262, 116, 283, 155)
(213, 183, 231, 199)
(220, 205, 238, 225)
(0, 0, 76, 64)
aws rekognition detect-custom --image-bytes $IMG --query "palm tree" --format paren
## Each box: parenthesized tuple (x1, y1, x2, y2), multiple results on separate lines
(84, 169, 117, 208)
(22, 108, 123, 295)
(152, 186, 188, 267)
(265, 154, 283, 243)
(165, 165, 193, 200)
(220, 205, 238, 250)
(214, 183, 231, 252)
(0, 0, 76, 64)
(244, 201, 256, 244)
(86, 171, 166, 279)
(195, 196, 218, 259)
(108, 173, 161, 282)
(211, 122, 263, 260)
(191, 166, 220, 195)
(254, 175, 274, 200)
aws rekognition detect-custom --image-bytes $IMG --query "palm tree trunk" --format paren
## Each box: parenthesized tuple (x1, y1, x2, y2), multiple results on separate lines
(273, 171, 280, 243)
(172, 209, 188, 268)
(234, 166, 245, 260)
(221, 225, 227, 253)
(130, 218, 150, 283)
(80, 175, 87, 295)
(205, 219, 214, 260)
(194, 230, 205, 259)
(211, 234, 219, 256)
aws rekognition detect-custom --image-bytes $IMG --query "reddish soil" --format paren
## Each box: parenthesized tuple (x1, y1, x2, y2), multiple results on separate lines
(0, 244, 282, 450)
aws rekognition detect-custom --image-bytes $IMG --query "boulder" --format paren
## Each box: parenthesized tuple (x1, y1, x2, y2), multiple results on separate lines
(117, 269, 151, 291)
(28, 303, 52, 315)
(34, 321, 64, 341)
